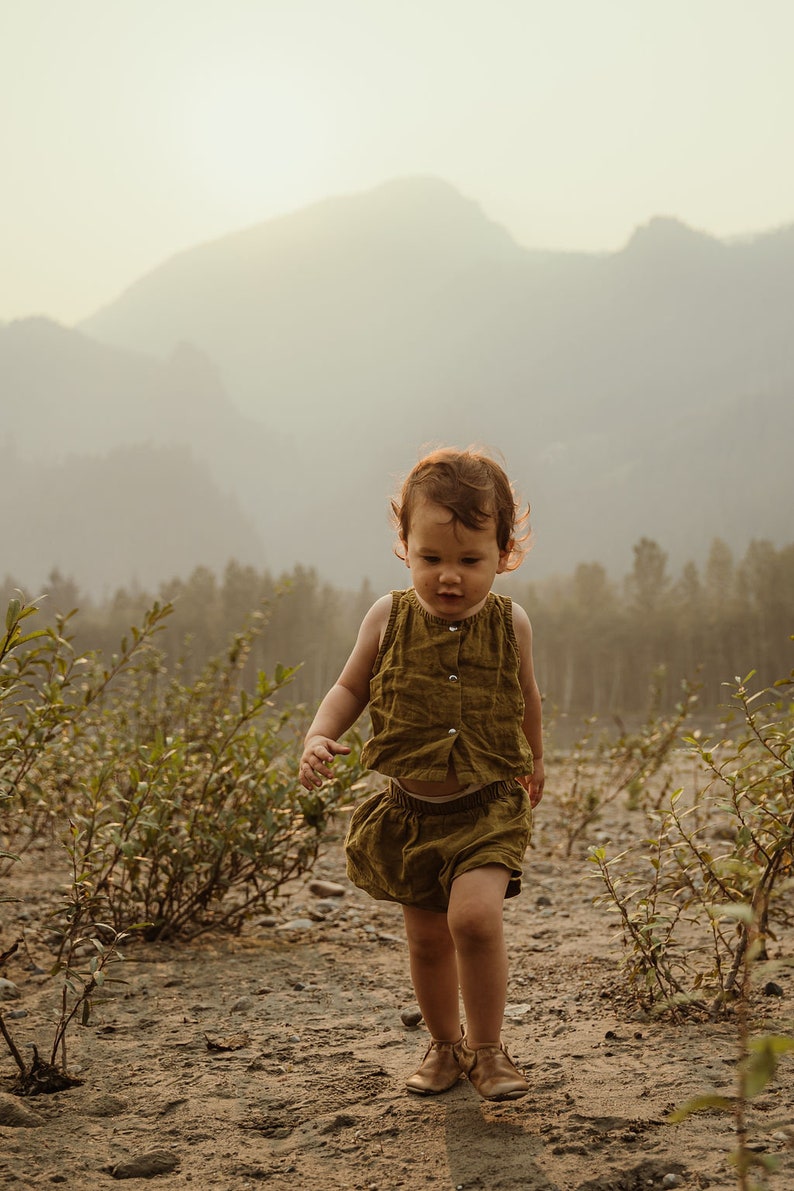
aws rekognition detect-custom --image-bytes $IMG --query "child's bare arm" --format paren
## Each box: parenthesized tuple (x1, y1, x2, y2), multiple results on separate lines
(299, 595, 391, 790)
(512, 603, 545, 807)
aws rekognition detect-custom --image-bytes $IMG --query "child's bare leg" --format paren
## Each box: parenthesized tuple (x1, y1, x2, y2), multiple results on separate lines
(402, 905, 461, 1041)
(445, 865, 528, 1100)
(446, 865, 510, 1048)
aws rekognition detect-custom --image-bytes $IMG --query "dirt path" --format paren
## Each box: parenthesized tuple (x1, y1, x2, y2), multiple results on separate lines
(1, 799, 792, 1190)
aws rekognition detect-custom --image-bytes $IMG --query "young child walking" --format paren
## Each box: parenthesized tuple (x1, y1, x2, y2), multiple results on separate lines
(299, 447, 544, 1102)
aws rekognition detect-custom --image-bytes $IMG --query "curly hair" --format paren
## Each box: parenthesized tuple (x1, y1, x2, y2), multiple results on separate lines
(391, 446, 531, 571)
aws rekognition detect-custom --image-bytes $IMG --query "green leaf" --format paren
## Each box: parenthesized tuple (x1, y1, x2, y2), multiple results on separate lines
(743, 1036, 794, 1098)
(667, 1094, 733, 1122)
(5, 599, 21, 632)
(744, 1050, 776, 1098)
(749, 1034, 794, 1057)
(14, 629, 50, 646)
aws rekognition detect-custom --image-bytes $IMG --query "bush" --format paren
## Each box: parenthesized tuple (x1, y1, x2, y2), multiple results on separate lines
(1, 596, 364, 1087)
(590, 652, 794, 1018)
(60, 617, 365, 940)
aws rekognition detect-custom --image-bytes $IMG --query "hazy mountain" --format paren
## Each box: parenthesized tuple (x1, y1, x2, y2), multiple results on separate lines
(7, 177, 794, 591)
(1, 319, 267, 591)
(0, 440, 264, 595)
(82, 177, 522, 425)
(2, 316, 277, 464)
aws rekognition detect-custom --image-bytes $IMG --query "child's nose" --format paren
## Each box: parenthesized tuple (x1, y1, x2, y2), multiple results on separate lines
(439, 563, 460, 583)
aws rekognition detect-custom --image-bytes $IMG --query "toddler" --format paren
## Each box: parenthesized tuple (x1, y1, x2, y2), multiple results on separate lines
(299, 447, 544, 1101)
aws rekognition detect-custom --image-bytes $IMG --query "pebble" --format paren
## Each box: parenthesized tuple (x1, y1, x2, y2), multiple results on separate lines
(313, 899, 341, 915)
(763, 981, 784, 997)
(229, 996, 256, 1012)
(0, 977, 21, 1000)
(504, 1002, 533, 1019)
(400, 1008, 423, 1028)
(276, 919, 315, 932)
(0, 1093, 44, 1128)
(308, 879, 346, 898)
(662, 1175, 680, 1189)
(6, 1008, 27, 1020)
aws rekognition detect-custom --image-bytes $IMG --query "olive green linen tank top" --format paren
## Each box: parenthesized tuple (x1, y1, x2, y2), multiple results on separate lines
(359, 589, 534, 784)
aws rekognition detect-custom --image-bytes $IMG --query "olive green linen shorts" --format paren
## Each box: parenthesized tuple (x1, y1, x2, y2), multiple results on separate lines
(345, 779, 532, 914)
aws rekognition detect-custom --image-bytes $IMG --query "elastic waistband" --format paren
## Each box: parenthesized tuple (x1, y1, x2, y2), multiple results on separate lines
(387, 778, 520, 816)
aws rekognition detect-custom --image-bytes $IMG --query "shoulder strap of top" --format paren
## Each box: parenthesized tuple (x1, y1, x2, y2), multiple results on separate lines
(372, 589, 404, 670)
(493, 593, 519, 652)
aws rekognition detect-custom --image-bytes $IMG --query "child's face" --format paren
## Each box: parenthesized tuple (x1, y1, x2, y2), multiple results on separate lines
(403, 498, 508, 621)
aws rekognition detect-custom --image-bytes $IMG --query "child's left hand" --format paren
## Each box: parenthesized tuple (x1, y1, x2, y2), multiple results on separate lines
(519, 758, 545, 808)
(299, 735, 351, 790)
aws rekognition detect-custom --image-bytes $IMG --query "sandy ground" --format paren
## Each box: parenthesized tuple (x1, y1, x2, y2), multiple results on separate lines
(1, 794, 792, 1191)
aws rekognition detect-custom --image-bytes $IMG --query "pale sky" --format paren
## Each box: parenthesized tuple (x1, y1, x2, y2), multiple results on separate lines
(3, 0, 793, 326)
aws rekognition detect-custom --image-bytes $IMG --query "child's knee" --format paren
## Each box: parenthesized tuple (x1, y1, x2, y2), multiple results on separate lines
(447, 902, 502, 949)
(404, 907, 452, 958)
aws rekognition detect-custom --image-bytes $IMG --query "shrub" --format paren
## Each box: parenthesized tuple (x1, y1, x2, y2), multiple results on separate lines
(1, 596, 364, 1088)
(591, 652, 794, 1018)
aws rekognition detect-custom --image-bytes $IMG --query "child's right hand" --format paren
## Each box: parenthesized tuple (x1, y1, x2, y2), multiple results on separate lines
(518, 757, 545, 808)
(299, 735, 351, 790)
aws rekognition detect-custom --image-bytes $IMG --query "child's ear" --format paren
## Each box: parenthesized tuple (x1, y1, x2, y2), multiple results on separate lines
(496, 547, 511, 574)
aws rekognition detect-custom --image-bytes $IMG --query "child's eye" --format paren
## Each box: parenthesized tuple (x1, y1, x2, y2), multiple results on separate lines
(462, 558, 481, 566)
(421, 555, 440, 564)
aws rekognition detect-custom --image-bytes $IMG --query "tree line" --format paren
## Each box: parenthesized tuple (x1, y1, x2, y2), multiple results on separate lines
(512, 536, 793, 722)
(3, 534, 792, 723)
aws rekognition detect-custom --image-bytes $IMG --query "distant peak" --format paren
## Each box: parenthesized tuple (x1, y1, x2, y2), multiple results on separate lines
(189, 175, 520, 267)
(623, 216, 723, 258)
(307, 175, 520, 257)
(301, 174, 514, 234)
(311, 175, 478, 212)
(6, 315, 67, 336)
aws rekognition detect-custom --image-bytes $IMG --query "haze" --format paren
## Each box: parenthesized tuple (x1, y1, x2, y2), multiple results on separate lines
(3, 0, 794, 325)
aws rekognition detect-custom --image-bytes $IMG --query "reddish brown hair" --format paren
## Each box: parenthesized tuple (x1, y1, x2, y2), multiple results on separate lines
(392, 446, 531, 571)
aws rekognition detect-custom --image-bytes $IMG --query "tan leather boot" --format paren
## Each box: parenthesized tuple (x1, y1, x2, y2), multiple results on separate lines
(454, 1038, 529, 1101)
(405, 1038, 464, 1095)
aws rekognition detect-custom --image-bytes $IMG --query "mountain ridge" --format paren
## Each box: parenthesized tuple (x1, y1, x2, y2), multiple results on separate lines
(3, 177, 792, 592)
